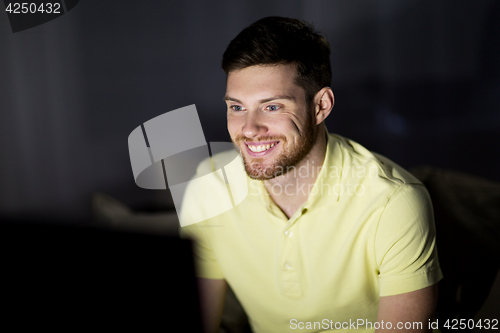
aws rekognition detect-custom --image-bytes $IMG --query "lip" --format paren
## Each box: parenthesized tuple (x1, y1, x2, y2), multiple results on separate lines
(244, 141, 280, 157)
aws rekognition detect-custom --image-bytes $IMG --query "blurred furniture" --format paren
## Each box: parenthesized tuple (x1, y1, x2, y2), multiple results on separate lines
(410, 166, 500, 332)
(92, 192, 180, 236)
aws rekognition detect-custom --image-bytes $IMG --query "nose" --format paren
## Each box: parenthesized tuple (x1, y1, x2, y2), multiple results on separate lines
(242, 111, 268, 139)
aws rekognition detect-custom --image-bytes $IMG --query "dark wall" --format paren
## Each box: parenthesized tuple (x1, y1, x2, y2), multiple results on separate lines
(1, 0, 499, 221)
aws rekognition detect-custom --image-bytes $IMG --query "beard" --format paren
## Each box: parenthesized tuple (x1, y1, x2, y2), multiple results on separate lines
(232, 113, 317, 180)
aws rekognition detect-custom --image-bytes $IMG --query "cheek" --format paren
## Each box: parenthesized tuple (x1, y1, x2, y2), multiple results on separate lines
(276, 118, 301, 136)
(227, 117, 241, 137)
(275, 111, 302, 128)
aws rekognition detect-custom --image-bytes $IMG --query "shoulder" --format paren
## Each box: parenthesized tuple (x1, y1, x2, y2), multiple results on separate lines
(196, 147, 240, 172)
(179, 148, 245, 227)
(329, 133, 422, 187)
(326, 133, 431, 217)
(190, 148, 241, 184)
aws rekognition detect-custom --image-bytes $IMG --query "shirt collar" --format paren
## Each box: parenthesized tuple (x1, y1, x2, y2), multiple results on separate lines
(302, 132, 343, 210)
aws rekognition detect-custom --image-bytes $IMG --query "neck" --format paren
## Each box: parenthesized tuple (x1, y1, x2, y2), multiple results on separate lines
(264, 126, 328, 218)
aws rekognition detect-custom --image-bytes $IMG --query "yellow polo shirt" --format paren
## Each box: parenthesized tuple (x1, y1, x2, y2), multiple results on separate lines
(180, 133, 442, 333)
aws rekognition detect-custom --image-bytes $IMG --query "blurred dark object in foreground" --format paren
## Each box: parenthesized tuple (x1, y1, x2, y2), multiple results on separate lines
(0, 220, 202, 331)
(410, 166, 500, 332)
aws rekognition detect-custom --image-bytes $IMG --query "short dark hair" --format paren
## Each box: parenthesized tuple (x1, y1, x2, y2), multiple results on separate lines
(222, 16, 331, 106)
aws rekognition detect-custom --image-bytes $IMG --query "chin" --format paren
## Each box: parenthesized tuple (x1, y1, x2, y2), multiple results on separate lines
(246, 166, 283, 180)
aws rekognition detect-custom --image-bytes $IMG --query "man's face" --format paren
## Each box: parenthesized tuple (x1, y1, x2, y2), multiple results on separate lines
(225, 64, 317, 180)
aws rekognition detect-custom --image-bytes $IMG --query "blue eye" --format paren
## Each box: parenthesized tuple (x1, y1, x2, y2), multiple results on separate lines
(267, 105, 279, 111)
(231, 105, 243, 111)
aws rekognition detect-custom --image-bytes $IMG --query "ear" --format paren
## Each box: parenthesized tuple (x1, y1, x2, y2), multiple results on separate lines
(313, 87, 334, 125)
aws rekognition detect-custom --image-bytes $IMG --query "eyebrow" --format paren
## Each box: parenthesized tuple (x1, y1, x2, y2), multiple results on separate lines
(223, 95, 296, 104)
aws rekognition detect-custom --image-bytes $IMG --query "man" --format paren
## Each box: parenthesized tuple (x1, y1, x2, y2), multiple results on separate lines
(180, 17, 442, 333)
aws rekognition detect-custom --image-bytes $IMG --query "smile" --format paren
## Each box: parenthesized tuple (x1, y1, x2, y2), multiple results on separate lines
(245, 141, 280, 156)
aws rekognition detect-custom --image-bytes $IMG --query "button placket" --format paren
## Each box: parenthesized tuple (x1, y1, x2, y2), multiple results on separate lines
(281, 226, 296, 271)
(280, 224, 301, 296)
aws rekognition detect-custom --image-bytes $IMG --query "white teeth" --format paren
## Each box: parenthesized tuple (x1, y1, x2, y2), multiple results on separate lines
(248, 142, 277, 152)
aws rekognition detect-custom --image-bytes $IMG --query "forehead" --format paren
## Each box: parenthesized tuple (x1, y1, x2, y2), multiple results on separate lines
(225, 64, 305, 102)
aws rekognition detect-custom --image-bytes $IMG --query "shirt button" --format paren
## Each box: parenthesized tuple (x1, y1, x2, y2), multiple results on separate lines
(284, 262, 293, 269)
(284, 230, 293, 237)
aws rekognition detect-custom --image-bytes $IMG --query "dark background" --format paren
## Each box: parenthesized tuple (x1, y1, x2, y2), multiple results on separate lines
(1, 0, 499, 222)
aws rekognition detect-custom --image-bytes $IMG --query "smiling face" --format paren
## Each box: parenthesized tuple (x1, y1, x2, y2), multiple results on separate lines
(225, 64, 318, 180)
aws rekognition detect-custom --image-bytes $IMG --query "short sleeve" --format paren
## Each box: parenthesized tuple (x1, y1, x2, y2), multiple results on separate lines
(179, 224, 224, 279)
(375, 183, 443, 296)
